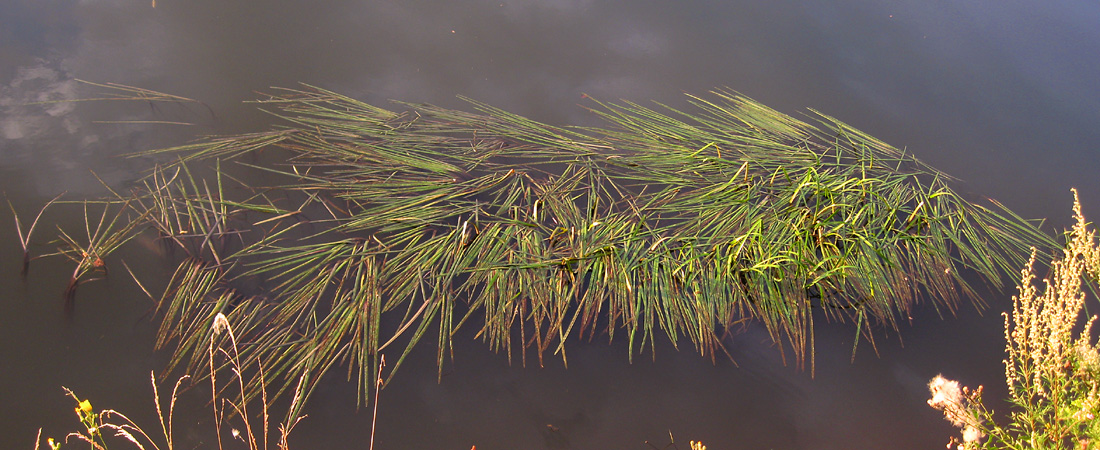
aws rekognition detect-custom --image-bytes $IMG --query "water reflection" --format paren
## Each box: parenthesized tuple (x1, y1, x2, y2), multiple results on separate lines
(2, 0, 1099, 449)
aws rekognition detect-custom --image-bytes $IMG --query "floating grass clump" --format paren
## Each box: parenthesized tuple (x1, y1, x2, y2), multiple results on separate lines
(24, 85, 1054, 413)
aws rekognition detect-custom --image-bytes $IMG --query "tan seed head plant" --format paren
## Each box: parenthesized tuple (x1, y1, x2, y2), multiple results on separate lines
(929, 189, 1100, 450)
(36, 313, 306, 450)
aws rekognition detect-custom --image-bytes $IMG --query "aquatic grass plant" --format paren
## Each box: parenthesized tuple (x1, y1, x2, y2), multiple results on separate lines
(8, 79, 204, 300)
(928, 189, 1100, 450)
(7, 193, 146, 305)
(8, 192, 64, 278)
(36, 313, 306, 450)
(27, 85, 1055, 414)
(25, 79, 209, 127)
(51, 199, 147, 305)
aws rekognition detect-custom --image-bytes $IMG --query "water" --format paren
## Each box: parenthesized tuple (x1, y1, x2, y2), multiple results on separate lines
(2, 0, 1099, 448)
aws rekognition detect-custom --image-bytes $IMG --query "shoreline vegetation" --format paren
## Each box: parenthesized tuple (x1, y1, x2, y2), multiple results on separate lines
(18, 84, 1060, 447)
(929, 190, 1100, 450)
(37, 313, 306, 450)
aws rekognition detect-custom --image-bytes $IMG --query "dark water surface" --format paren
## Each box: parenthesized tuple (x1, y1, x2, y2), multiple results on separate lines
(2, 1, 1099, 449)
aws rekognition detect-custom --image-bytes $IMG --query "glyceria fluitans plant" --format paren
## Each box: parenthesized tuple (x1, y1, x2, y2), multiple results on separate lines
(928, 189, 1100, 450)
(25, 84, 1055, 414)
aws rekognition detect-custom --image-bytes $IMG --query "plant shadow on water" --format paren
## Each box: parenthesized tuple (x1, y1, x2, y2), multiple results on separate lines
(20, 82, 1060, 448)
